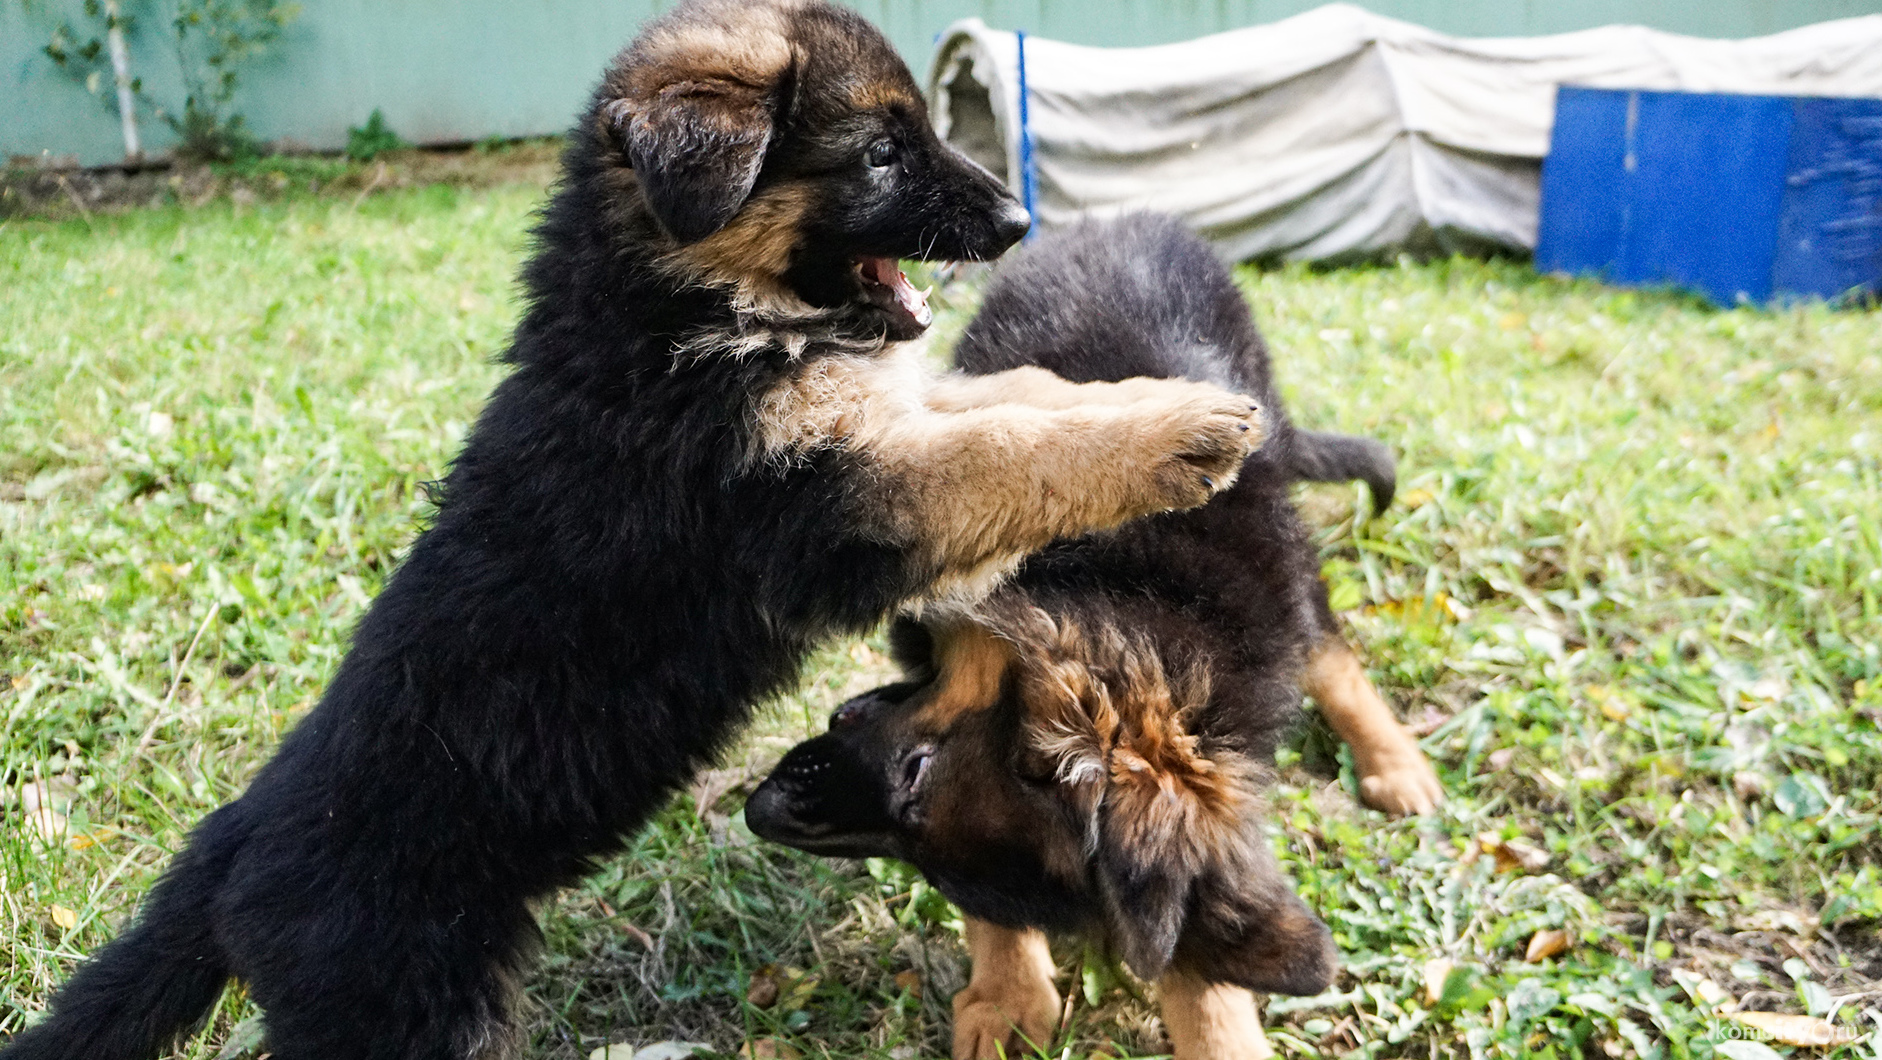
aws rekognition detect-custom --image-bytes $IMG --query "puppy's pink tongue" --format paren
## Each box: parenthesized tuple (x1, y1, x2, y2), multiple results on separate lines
(862, 257, 934, 327)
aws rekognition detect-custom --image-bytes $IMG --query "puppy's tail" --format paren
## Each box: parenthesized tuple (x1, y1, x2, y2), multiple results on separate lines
(3, 808, 241, 1060)
(1287, 430, 1396, 514)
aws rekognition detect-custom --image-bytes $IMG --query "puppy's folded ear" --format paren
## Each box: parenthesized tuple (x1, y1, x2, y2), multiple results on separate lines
(1093, 788, 1338, 992)
(1176, 860, 1338, 997)
(887, 616, 938, 683)
(1093, 809, 1198, 979)
(610, 78, 777, 243)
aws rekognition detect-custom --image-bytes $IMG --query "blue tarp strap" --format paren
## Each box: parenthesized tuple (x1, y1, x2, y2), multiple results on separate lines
(1016, 29, 1038, 240)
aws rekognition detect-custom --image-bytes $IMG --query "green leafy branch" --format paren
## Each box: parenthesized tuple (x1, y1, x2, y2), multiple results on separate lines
(29, 0, 300, 162)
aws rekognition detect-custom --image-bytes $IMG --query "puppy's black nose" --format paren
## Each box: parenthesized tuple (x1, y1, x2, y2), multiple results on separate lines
(744, 781, 792, 841)
(993, 201, 1032, 246)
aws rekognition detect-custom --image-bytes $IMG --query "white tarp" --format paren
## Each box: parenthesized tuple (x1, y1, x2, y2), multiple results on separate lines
(928, 5, 1882, 262)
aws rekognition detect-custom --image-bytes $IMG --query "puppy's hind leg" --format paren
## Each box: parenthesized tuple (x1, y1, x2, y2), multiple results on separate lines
(238, 895, 533, 1060)
(952, 918, 1061, 1060)
(1304, 635, 1442, 816)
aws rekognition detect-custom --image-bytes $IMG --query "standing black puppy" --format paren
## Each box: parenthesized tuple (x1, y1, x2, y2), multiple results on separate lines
(3, 5, 1266, 1059)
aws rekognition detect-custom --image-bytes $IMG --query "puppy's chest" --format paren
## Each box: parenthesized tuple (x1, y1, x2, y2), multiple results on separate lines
(750, 341, 929, 461)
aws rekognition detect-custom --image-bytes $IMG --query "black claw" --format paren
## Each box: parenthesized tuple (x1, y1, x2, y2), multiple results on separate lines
(1200, 476, 1214, 489)
(1237, 423, 1249, 432)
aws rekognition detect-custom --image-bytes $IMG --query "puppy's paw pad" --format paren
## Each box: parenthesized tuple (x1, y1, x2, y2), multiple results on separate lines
(1358, 763, 1444, 816)
(952, 1001, 1051, 1060)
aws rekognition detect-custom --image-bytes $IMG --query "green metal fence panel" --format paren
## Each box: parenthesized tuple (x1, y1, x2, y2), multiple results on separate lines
(8, 0, 1882, 167)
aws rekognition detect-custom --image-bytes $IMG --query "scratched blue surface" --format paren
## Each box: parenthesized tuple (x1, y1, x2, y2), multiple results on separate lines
(1774, 100, 1882, 302)
(1538, 86, 1882, 306)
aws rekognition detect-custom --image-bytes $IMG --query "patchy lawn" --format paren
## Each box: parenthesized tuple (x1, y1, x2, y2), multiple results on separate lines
(2, 177, 1879, 1060)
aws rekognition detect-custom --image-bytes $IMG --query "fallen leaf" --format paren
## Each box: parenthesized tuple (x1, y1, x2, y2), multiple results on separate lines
(1733, 771, 1771, 801)
(20, 779, 74, 843)
(893, 969, 922, 997)
(780, 971, 820, 1010)
(49, 904, 77, 931)
(1727, 1012, 1860, 1047)
(747, 965, 782, 1008)
(1688, 977, 1733, 1013)
(739, 1039, 800, 1060)
(620, 922, 655, 951)
(1586, 685, 1630, 721)
(1482, 834, 1550, 874)
(1525, 928, 1569, 962)
(1423, 958, 1454, 1005)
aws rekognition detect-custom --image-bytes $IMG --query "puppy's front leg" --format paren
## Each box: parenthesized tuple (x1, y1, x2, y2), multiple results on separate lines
(952, 918, 1061, 1060)
(1304, 635, 1442, 815)
(1159, 970, 1273, 1060)
(866, 392, 1262, 590)
(926, 366, 1221, 412)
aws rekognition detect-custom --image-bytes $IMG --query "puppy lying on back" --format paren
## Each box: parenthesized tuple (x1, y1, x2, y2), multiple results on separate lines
(749, 214, 1442, 1060)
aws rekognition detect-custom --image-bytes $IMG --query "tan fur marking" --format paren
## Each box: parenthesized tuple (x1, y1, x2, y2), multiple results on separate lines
(754, 351, 1264, 604)
(1158, 969, 1274, 1060)
(951, 919, 1061, 1060)
(850, 79, 921, 111)
(617, 1, 795, 100)
(998, 607, 1254, 869)
(666, 182, 817, 296)
(913, 622, 1014, 730)
(1303, 635, 1442, 815)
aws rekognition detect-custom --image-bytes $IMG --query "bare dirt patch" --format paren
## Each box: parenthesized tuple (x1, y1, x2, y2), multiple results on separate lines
(2, 140, 560, 220)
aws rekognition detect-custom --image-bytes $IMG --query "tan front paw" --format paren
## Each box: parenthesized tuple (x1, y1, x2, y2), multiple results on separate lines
(952, 985, 1061, 1060)
(1132, 387, 1266, 510)
(1357, 749, 1444, 816)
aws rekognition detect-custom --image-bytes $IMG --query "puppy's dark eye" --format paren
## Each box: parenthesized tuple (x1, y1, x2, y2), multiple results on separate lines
(831, 701, 870, 728)
(901, 750, 932, 791)
(865, 139, 896, 169)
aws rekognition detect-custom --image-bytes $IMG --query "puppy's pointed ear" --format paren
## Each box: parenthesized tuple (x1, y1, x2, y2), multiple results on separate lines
(609, 76, 778, 243)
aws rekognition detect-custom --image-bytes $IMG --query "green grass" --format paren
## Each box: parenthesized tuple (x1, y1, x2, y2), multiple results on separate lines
(2, 183, 1880, 1060)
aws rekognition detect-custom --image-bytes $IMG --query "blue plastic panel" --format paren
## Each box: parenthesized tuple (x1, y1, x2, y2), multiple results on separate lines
(1539, 86, 1882, 305)
(1620, 91, 1793, 304)
(1535, 87, 1631, 280)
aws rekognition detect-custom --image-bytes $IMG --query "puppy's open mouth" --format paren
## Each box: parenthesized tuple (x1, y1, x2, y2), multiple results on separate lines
(856, 257, 934, 330)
